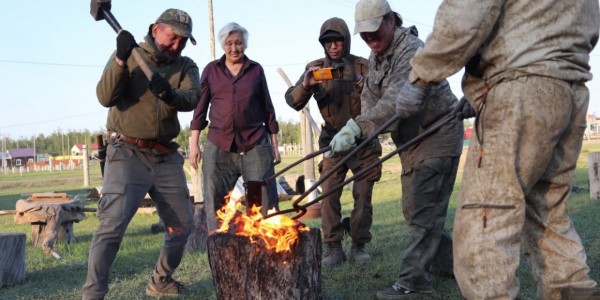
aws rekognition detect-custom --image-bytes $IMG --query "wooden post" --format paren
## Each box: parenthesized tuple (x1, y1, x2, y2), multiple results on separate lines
(0, 233, 26, 288)
(183, 136, 208, 251)
(276, 67, 321, 219)
(588, 152, 600, 200)
(185, 203, 208, 253)
(207, 228, 322, 299)
(83, 145, 90, 188)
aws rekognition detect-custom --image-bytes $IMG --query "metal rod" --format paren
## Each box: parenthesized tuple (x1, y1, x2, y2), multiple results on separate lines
(100, 7, 122, 33)
(301, 111, 459, 209)
(263, 97, 466, 221)
(263, 112, 403, 221)
(263, 146, 331, 185)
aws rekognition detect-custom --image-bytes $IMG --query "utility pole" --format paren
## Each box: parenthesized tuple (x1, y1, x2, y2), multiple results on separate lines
(33, 136, 36, 163)
(208, 0, 216, 60)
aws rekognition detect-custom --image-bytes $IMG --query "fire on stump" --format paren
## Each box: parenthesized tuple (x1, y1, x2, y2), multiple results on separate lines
(207, 198, 322, 299)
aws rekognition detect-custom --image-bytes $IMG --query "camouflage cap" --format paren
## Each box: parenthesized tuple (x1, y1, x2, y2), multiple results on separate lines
(156, 8, 196, 45)
(354, 0, 391, 34)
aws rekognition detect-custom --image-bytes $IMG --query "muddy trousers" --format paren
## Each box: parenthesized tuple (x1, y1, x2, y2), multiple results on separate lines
(395, 156, 459, 292)
(454, 76, 596, 299)
(82, 144, 193, 300)
(320, 148, 382, 244)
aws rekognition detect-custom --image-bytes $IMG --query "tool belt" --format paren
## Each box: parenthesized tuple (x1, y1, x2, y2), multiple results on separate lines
(108, 132, 172, 155)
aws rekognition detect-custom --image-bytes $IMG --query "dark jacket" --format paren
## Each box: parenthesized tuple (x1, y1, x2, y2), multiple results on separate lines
(190, 55, 279, 153)
(97, 34, 200, 144)
(285, 17, 370, 148)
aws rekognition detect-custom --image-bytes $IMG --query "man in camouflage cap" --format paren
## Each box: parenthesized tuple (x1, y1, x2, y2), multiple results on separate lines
(155, 8, 196, 46)
(82, 8, 200, 299)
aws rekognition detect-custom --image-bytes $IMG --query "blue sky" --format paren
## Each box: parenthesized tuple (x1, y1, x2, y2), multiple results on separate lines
(1, 0, 599, 139)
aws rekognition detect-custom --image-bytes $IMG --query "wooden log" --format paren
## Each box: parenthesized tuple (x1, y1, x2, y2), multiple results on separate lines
(207, 228, 322, 299)
(185, 203, 208, 253)
(588, 152, 600, 200)
(0, 233, 26, 288)
(28, 193, 69, 203)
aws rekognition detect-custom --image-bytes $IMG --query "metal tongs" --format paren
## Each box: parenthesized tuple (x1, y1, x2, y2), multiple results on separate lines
(259, 98, 467, 220)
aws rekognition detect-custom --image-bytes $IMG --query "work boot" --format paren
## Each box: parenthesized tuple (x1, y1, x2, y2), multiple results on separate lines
(322, 242, 346, 266)
(351, 243, 371, 263)
(145, 275, 186, 297)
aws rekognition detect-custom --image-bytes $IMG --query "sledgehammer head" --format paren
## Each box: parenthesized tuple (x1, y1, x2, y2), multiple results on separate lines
(90, 0, 111, 21)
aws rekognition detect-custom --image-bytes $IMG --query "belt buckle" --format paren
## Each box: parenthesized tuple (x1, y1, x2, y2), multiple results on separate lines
(136, 139, 150, 148)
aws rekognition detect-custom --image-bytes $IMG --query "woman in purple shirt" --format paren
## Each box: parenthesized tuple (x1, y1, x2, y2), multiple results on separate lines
(189, 22, 281, 231)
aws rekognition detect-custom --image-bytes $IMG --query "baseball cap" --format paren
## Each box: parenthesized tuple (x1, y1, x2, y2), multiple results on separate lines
(354, 0, 392, 34)
(319, 30, 344, 44)
(156, 8, 197, 45)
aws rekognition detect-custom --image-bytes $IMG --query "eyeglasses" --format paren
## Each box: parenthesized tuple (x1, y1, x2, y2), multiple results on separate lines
(324, 40, 343, 49)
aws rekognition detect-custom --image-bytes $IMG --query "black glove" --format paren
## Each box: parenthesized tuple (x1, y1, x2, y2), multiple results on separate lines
(149, 73, 175, 103)
(456, 97, 477, 120)
(396, 82, 428, 118)
(116, 30, 138, 61)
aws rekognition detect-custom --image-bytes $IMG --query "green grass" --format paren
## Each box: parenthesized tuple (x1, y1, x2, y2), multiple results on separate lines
(1, 143, 600, 299)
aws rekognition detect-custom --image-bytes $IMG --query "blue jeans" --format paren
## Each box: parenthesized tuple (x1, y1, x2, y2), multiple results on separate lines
(202, 135, 278, 231)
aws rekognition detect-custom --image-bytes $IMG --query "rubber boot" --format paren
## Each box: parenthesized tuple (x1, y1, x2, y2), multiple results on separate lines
(351, 242, 371, 263)
(322, 242, 346, 266)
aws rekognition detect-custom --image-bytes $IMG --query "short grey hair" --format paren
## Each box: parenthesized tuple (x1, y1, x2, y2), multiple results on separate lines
(218, 22, 249, 50)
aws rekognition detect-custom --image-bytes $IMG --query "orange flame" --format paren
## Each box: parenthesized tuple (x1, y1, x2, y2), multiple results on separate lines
(216, 195, 309, 253)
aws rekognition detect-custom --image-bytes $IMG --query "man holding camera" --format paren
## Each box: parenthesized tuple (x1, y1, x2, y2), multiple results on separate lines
(285, 17, 382, 267)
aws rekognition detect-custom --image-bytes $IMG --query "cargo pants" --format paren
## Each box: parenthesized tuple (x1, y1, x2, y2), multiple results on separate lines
(82, 143, 193, 300)
(454, 76, 597, 299)
(320, 143, 382, 245)
(394, 156, 459, 292)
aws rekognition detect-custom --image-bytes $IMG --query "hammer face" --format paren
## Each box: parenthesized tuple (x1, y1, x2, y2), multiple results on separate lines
(90, 0, 111, 21)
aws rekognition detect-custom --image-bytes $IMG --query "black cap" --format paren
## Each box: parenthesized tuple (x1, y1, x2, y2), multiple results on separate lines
(319, 30, 344, 44)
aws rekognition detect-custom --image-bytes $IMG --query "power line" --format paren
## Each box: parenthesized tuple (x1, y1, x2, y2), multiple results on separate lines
(0, 59, 103, 68)
(0, 111, 106, 130)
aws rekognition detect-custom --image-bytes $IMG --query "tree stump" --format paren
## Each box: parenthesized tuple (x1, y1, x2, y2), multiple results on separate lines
(207, 228, 322, 299)
(588, 152, 600, 200)
(0, 233, 26, 288)
(185, 202, 208, 253)
(31, 221, 76, 246)
(14, 197, 86, 258)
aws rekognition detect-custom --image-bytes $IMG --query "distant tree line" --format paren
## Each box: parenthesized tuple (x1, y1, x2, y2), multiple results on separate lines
(2, 119, 303, 156)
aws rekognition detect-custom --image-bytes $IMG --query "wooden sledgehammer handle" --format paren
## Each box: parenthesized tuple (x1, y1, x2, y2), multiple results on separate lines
(91, 1, 154, 80)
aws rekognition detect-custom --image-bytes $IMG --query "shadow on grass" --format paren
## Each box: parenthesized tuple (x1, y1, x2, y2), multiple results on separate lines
(0, 223, 215, 299)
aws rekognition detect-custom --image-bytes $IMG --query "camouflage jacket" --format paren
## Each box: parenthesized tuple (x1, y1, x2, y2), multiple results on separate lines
(409, 0, 599, 105)
(356, 26, 463, 171)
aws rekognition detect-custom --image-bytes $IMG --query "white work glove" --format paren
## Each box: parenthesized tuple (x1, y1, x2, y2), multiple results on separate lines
(325, 119, 361, 158)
